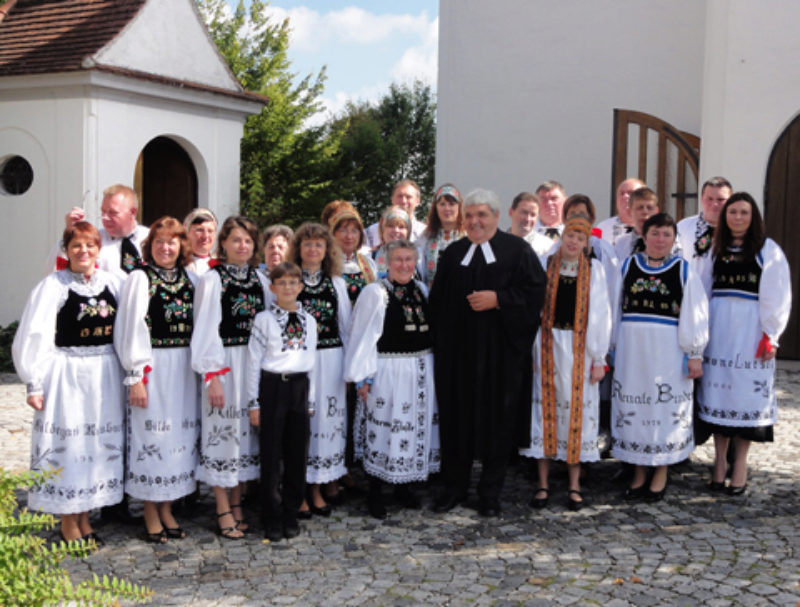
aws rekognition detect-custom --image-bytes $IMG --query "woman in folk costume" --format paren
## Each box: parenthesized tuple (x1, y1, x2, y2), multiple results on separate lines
(183, 208, 218, 276)
(13, 221, 125, 543)
(416, 183, 465, 289)
(289, 223, 351, 517)
(192, 216, 268, 539)
(344, 239, 440, 519)
(520, 214, 611, 511)
(321, 200, 377, 500)
(611, 213, 708, 502)
(372, 206, 412, 278)
(322, 200, 377, 305)
(115, 216, 199, 543)
(697, 193, 791, 496)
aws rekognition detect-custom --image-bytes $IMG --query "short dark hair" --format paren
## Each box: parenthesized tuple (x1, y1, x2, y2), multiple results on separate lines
(511, 192, 539, 211)
(630, 187, 659, 208)
(142, 216, 192, 267)
(712, 192, 765, 258)
(563, 194, 596, 224)
(701, 176, 733, 196)
(535, 180, 564, 196)
(269, 261, 302, 282)
(642, 212, 676, 238)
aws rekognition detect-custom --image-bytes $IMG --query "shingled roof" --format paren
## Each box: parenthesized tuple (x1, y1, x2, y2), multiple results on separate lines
(0, 0, 147, 76)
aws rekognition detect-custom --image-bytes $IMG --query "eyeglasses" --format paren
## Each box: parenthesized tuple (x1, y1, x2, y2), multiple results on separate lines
(273, 279, 300, 287)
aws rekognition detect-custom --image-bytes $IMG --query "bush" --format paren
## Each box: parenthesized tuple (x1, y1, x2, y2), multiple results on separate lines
(0, 467, 153, 606)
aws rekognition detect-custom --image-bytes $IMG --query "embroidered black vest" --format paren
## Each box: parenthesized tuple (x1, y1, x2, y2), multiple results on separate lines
(299, 276, 342, 349)
(214, 265, 265, 345)
(622, 255, 683, 320)
(552, 275, 578, 330)
(712, 248, 761, 298)
(342, 271, 367, 305)
(55, 286, 117, 347)
(377, 280, 432, 354)
(143, 266, 194, 348)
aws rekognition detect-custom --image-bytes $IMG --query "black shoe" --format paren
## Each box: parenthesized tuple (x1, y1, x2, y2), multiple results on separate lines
(297, 507, 313, 520)
(101, 499, 143, 525)
(567, 489, 585, 511)
(367, 496, 387, 520)
(708, 480, 726, 492)
(646, 485, 667, 502)
(283, 520, 301, 539)
(623, 484, 648, 501)
(529, 487, 549, 509)
(433, 492, 465, 513)
(265, 524, 283, 542)
(309, 501, 332, 517)
(478, 497, 501, 517)
(83, 532, 104, 547)
(393, 485, 420, 509)
(727, 484, 747, 496)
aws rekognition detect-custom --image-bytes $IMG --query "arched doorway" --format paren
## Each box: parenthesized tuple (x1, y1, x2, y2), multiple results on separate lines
(134, 136, 198, 226)
(764, 114, 800, 359)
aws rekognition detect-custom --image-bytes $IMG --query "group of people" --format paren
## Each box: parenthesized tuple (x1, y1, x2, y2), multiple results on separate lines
(11, 174, 791, 545)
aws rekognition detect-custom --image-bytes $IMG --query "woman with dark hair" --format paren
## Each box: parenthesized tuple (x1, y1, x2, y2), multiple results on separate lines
(13, 221, 125, 543)
(259, 224, 294, 276)
(115, 216, 199, 543)
(697, 193, 791, 495)
(520, 214, 611, 510)
(289, 223, 351, 517)
(323, 200, 377, 304)
(192, 215, 268, 539)
(416, 184, 465, 289)
(345, 239, 440, 518)
(611, 213, 708, 501)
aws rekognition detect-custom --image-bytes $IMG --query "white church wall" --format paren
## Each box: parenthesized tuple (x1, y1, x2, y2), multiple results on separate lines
(699, 0, 800, 203)
(437, 0, 706, 222)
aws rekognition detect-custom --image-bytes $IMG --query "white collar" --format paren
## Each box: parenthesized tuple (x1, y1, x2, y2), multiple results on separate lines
(460, 241, 496, 266)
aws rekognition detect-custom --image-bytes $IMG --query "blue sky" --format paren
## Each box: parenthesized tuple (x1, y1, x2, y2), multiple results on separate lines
(225, 1, 438, 124)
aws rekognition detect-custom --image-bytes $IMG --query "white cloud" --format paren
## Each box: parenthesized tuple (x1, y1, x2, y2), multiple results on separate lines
(391, 16, 438, 87)
(261, 5, 433, 52)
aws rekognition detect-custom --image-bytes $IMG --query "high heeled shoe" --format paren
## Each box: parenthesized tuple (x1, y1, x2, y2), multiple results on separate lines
(727, 484, 747, 496)
(529, 487, 549, 509)
(623, 484, 647, 501)
(645, 484, 668, 502)
(566, 489, 585, 511)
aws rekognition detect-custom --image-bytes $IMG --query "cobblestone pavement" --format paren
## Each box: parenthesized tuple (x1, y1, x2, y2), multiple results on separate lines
(2, 370, 799, 606)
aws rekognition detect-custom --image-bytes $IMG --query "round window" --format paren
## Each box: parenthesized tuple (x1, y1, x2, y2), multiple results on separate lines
(0, 155, 34, 195)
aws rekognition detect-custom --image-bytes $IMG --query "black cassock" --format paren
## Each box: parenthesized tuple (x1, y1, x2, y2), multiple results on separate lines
(429, 230, 545, 497)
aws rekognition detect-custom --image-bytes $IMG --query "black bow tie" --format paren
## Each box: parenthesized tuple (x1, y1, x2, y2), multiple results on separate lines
(544, 227, 560, 240)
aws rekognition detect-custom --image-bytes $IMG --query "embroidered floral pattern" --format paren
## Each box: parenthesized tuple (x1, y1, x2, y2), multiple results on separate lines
(76, 297, 115, 321)
(630, 276, 670, 295)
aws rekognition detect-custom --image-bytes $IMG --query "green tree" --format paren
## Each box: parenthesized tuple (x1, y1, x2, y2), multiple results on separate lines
(329, 81, 437, 226)
(197, 0, 342, 227)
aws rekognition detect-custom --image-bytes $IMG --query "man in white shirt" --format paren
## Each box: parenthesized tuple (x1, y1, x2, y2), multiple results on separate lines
(596, 177, 645, 246)
(508, 191, 553, 258)
(364, 179, 427, 249)
(533, 180, 566, 241)
(51, 184, 149, 279)
(676, 176, 732, 265)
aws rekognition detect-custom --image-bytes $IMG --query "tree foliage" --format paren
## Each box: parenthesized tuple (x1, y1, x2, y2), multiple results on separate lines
(0, 468, 153, 606)
(197, 0, 342, 227)
(328, 81, 437, 226)
(197, 1, 436, 229)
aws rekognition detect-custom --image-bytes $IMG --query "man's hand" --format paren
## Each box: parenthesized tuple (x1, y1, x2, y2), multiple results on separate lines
(27, 395, 44, 410)
(357, 383, 370, 401)
(467, 290, 498, 311)
(687, 358, 703, 379)
(249, 409, 260, 427)
(65, 207, 85, 229)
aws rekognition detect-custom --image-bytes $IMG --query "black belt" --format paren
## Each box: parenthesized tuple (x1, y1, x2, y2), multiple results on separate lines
(262, 370, 306, 382)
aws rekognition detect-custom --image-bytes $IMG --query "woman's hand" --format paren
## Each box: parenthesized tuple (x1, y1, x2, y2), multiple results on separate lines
(208, 376, 225, 409)
(129, 381, 148, 408)
(249, 409, 260, 427)
(26, 395, 44, 411)
(687, 358, 703, 379)
(589, 364, 606, 384)
(357, 383, 371, 401)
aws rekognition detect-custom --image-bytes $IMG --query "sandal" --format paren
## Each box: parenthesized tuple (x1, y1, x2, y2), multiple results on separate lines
(567, 489, 585, 511)
(216, 511, 244, 540)
(529, 487, 549, 509)
(144, 528, 167, 544)
(165, 526, 187, 539)
(230, 503, 249, 531)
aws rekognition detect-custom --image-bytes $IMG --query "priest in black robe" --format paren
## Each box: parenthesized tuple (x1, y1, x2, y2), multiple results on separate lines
(430, 188, 546, 516)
